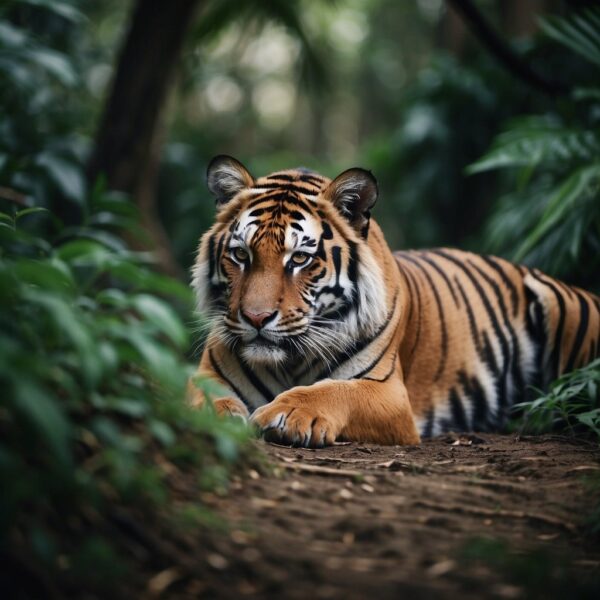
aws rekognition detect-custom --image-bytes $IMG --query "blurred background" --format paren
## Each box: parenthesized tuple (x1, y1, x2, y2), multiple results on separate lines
(2, 0, 599, 287)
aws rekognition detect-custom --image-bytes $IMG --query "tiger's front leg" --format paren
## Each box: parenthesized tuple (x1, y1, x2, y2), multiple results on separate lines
(251, 377, 420, 447)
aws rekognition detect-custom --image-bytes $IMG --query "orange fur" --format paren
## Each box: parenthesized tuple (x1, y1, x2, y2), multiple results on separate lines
(190, 157, 600, 446)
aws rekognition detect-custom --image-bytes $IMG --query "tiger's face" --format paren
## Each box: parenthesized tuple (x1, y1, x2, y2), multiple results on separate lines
(193, 156, 387, 367)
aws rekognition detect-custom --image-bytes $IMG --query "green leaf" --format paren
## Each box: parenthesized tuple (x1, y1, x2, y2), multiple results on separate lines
(540, 8, 600, 68)
(24, 289, 103, 386)
(11, 379, 71, 466)
(131, 294, 188, 348)
(35, 153, 86, 203)
(191, 375, 231, 401)
(15, 207, 50, 221)
(19, 0, 85, 24)
(56, 239, 113, 268)
(467, 118, 600, 174)
(514, 163, 600, 261)
(0, 22, 27, 49)
(22, 48, 77, 86)
(109, 397, 149, 418)
(14, 258, 75, 294)
(148, 420, 176, 447)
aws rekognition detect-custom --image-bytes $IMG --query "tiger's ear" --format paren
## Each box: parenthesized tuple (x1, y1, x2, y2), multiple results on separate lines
(207, 155, 254, 205)
(324, 168, 378, 238)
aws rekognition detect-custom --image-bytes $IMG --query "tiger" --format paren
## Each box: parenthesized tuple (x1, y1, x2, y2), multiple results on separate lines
(190, 155, 600, 447)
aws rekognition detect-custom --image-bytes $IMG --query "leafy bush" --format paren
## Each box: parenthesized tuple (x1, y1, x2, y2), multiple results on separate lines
(471, 7, 600, 288)
(514, 359, 600, 439)
(0, 196, 252, 595)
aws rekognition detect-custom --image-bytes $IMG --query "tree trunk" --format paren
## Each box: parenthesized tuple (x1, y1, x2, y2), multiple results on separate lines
(88, 0, 200, 278)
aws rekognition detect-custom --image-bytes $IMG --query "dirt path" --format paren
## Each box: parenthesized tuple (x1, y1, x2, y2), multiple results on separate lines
(163, 434, 600, 599)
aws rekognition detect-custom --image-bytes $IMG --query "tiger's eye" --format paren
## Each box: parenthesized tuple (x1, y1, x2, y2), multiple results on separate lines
(233, 247, 249, 262)
(291, 252, 311, 266)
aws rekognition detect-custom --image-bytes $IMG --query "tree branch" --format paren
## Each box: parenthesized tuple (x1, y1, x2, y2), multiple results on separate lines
(446, 0, 569, 96)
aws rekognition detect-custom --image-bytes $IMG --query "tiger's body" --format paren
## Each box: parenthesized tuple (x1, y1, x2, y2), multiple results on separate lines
(191, 156, 600, 446)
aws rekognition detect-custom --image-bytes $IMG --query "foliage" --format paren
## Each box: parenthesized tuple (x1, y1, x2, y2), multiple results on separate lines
(0, 4, 255, 594)
(0, 193, 253, 594)
(471, 8, 600, 287)
(513, 359, 600, 440)
(364, 51, 531, 250)
(0, 0, 89, 214)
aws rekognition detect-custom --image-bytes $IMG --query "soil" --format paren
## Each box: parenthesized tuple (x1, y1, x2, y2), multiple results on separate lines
(154, 434, 600, 599)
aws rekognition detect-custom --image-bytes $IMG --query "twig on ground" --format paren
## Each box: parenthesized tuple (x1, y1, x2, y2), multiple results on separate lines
(413, 500, 578, 533)
(278, 462, 363, 478)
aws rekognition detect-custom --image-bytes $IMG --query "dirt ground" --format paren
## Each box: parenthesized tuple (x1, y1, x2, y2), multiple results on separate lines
(156, 433, 600, 599)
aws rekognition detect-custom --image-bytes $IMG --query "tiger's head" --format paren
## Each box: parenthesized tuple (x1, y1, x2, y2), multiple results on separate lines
(192, 155, 388, 367)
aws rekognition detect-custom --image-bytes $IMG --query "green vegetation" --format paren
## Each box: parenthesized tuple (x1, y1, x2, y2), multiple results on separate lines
(0, 197, 251, 595)
(0, 2, 251, 594)
(515, 359, 600, 438)
(471, 7, 600, 285)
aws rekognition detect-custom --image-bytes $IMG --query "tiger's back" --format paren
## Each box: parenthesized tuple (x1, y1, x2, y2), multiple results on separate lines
(395, 248, 600, 436)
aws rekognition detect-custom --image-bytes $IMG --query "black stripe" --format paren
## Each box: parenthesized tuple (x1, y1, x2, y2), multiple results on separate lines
(528, 271, 566, 379)
(248, 189, 316, 214)
(555, 279, 575, 300)
(321, 222, 333, 240)
(312, 290, 399, 381)
(454, 275, 481, 353)
(265, 173, 295, 181)
(481, 330, 501, 380)
(235, 355, 276, 402)
(265, 365, 288, 389)
(207, 234, 216, 280)
(468, 259, 525, 395)
(398, 264, 422, 379)
(245, 192, 288, 210)
(363, 351, 398, 382)
(347, 241, 358, 284)
(215, 233, 225, 274)
(352, 333, 397, 379)
(470, 376, 490, 430)
(400, 254, 448, 381)
(432, 250, 511, 407)
(208, 350, 250, 408)
(419, 252, 460, 308)
(458, 370, 489, 430)
(587, 339, 595, 365)
(482, 255, 519, 317)
(397, 262, 414, 338)
(523, 283, 546, 391)
(448, 388, 469, 431)
(299, 173, 324, 185)
(565, 291, 590, 372)
(423, 408, 435, 438)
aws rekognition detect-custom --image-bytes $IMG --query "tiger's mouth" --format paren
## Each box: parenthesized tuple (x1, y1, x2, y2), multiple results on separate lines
(246, 335, 279, 348)
(240, 335, 288, 366)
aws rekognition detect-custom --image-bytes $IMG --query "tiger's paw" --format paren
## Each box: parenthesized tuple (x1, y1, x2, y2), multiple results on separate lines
(251, 399, 339, 448)
(213, 397, 250, 421)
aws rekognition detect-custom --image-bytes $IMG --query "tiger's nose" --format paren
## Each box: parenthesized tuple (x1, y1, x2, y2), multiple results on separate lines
(241, 310, 277, 329)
